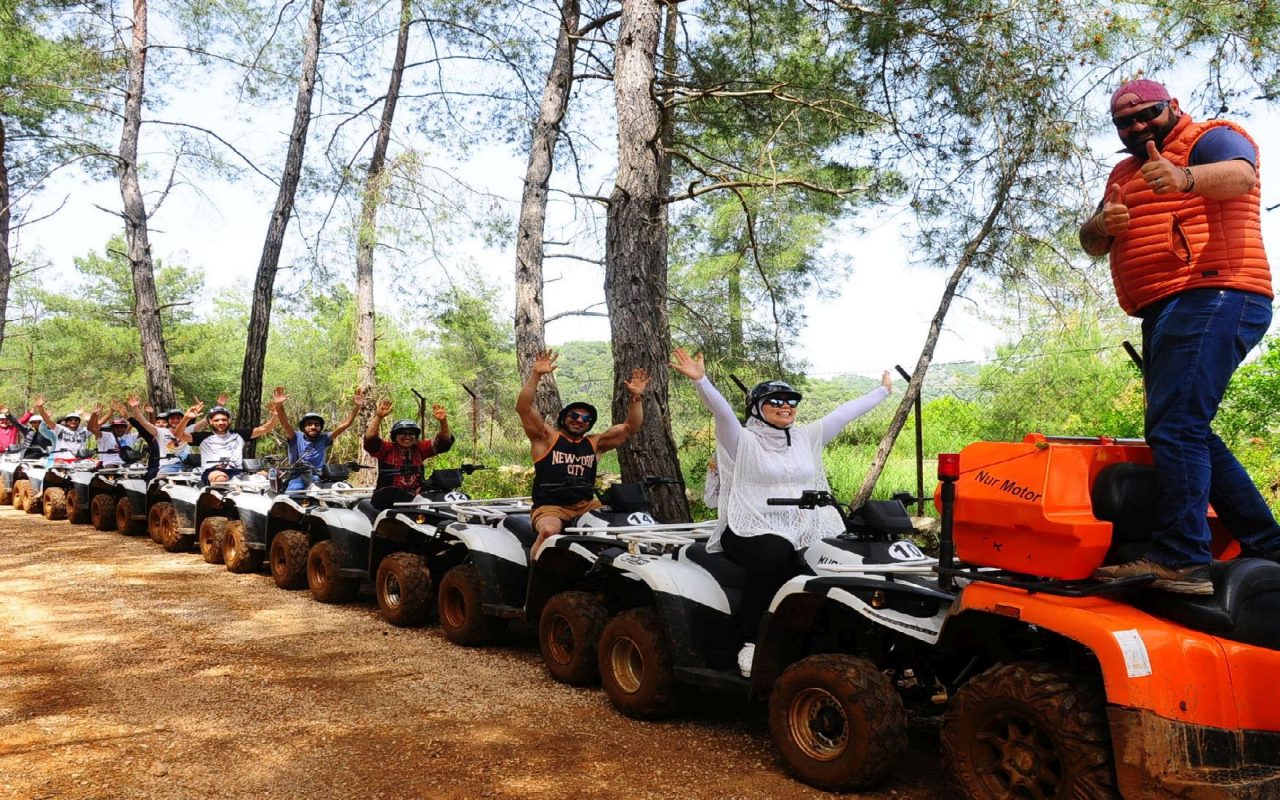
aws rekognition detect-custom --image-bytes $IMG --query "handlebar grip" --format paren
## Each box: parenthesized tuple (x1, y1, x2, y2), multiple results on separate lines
(766, 498, 802, 506)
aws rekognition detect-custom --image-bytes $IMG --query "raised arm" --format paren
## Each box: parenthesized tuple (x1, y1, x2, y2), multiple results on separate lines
(251, 414, 278, 439)
(431, 403, 452, 445)
(672, 347, 742, 453)
(817, 371, 893, 444)
(365, 397, 392, 442)
(595, 369, 649, 453)
(87, 402, 104, 437)
(516, 350, 557, 452)
(270, 386, 294, 438)
(126, 393, 158, 437)
(330, 386, 364, 440)
(173, 401, 203, 444)
(32, 395, 56, 430)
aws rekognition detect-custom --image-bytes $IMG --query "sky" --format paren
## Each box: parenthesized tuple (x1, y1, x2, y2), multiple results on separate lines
(13, 51, 1280, 384)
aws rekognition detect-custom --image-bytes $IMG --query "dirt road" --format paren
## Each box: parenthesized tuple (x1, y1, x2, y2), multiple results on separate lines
(0, 507, 944, 800)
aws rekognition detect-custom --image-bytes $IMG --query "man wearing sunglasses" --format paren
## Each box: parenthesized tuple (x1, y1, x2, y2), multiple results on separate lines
(517, 349, 651, 555)
(1080, 79, 1279, 595)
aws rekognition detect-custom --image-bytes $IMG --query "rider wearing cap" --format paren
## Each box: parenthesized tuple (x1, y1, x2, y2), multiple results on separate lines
(124, 394, 196, 479)
(363, 396, 453, 503)
(175, 399, 278, 485)
(271, 385, 364, 490)
(32, 396, 91, 464)
(87, 403, 133, 467)
(672, 347, 893, 677)
(0, 407, 33, 452)
(517, 349, 650, 555)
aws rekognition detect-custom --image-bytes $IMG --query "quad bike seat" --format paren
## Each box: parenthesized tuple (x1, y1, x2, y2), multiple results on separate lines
(1133, 558, 1280, 650)
(502, 513, 536, 549)
(356, 500, 380, 522)
(1090, 462, 1159, 564)
(683, 542, 748, 590)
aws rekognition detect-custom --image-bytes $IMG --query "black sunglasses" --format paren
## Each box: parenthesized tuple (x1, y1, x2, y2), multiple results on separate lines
(1112, 101, 1168, 130)
(765, 397, 800, 408)
(566, 411, 595, 423)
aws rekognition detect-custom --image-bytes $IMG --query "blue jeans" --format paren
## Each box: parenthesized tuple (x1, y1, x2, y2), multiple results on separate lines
(1141, 288, 1280, 566)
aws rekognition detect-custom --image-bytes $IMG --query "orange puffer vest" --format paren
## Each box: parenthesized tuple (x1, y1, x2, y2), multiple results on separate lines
(1107, 115, 1271, 316)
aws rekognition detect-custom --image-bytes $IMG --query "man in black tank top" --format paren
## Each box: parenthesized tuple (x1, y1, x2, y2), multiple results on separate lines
(517, 349, 650, 554)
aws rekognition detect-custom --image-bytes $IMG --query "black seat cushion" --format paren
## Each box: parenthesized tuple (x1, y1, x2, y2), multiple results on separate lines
(370, 487, 413, 511)
(1133, 558, 1280, 650)
(356, 500, 381, 522)
(1091, 462, 1159, 564)
(502, 513, 536, 549)
(846, 499, 916, 537)
(683, 542, 748, 590)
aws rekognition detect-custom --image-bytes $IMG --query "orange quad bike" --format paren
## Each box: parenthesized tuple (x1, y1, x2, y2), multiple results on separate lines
(928, 434, 1280, 799)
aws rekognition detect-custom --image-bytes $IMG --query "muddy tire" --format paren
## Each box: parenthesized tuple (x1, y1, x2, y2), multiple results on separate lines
(66, 490, 89, 524)
(0, 473, 12, 505)
(598, 608, 677, 719)
(222, 520, 263, 574)
(269, 529, 309, 590)
(199, 517, 227, 564)
(307, 540, 358, 603)
(10, 478, 26, 509)
(23, 484, 41, 513)
(768, 654, 907, 791)
(116, 496, 143, 535)
(942, 661, 1118, 800)
(149, 501, 190, 552)
(41, 487, 67, 520)
(375, 552, 434, 627)
(539, 591, 609, 685)
(90, 494, 117, 531)
(438, 564, 502, 645)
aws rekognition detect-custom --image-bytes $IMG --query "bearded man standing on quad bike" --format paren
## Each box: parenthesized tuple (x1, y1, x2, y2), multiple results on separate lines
(1079, 79, 1280, 595)
(517, 350, 650, 556)
(363, 396, 454, 507)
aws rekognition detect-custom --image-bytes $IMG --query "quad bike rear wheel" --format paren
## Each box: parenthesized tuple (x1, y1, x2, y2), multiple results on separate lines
(90, 493, 117, 531)
(941, 660, 1119, 800)
(438, 564, 503, 645)
(375, 552, 433, 627)
(198, 517, 228, 564)
(116, 495, 144, 535)
(66, 490, 89, 524)
(149, 501, 190, 551)
(307, 540, 358, 603)
(10, 478, 25, 509)
(269, 529, 309, 589)
(222, 520, 263, 573)
(539, 591, 609, 685)
(0, 473, 12, 505)
(598, 607, 678, 719)
(768, 654, 907, 792)
(23, 485, 41, 513)
(41, 487, 67, 520)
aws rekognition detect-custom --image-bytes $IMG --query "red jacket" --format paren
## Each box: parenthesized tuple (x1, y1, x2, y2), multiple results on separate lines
(1107, 115, 1271, 315)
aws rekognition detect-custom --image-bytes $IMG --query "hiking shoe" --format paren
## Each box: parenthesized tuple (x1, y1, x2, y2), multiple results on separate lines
(737, 643, 755, 678)
(1094, 558, 1214, 595)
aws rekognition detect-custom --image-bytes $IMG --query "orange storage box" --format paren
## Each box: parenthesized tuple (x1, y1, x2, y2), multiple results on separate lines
(945, 434, 1152, 580)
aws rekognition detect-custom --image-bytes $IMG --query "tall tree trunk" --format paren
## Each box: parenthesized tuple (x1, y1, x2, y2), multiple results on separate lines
(237, 0, 324, 434)
(514, 0, 580, 420)
(354, 0, 411, 463)
(118, 0, 175, 408)
(0, 118, 11, 354)
(852, 170, 1016, 506)
(604, 0, 688, 522)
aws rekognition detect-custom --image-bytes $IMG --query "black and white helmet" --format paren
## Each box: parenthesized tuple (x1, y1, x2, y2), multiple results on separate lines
(389, 419, 421, 438)
(746, 380, 802, 422)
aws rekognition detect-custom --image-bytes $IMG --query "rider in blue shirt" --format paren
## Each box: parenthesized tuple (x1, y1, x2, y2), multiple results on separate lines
(270, 385, 364, 490)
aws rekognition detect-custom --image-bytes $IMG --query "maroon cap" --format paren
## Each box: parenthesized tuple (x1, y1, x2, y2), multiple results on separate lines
(1111, 79, 1171, 113)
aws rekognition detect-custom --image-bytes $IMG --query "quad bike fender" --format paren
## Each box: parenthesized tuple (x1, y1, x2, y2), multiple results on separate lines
(524, 544, 599, 620)
(609, 552, 733, 615)
(308, 507, 372, 575)
(26, 468, 47, 496)
(266, 496, 309, 539)
(120, 478, 146, 512)
(228, 498, 270, 548)
(953, 583, 1275, 731)
(157, 482, 201, 520)
(769, 574, 952, 646)
(443, 521, 529, 608)
(446, 521, 526, 569)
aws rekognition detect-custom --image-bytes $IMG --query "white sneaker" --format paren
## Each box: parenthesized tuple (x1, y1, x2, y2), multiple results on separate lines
(737, 643, 755, 678)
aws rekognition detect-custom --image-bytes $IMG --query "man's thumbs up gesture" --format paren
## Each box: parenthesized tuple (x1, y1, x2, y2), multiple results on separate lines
(1101, 183, 1129, 236)
(1140, 140, 1187, 195)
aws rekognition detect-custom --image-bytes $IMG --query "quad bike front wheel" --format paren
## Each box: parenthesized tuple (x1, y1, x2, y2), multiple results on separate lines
(149, 501, 190, 552)
(438, 564, 502, 645)
(90, 493, 117, 531)
(41, 487, 67, 521)
(222, 520, 263, 574)
(269, 529, 309, 590)
(539, 591, 609, 686)
(768, 654, 907, 792)
(307, 540, 358, 603)
(116, 496, 144, 535)
(941, 660, 1119, 800)
(198, 517, 228, 564)
(23, 485, 41, 514)
(0, 474, 11, 505)
(597, 607, 678, 719)
(375, 552, 434, 627)
(66, 490, 89, 524)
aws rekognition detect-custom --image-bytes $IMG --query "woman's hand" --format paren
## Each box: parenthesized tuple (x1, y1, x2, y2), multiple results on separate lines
(671, 347, 705, 381)
(432, 403, 448, 421)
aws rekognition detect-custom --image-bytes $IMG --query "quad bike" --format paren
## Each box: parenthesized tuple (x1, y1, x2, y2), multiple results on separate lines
(192, 458, 280, 572)
(259, 462, 371, 590)
(434, 477, 713, 687)
(143, 455, 205, 550)
(86, 460, 151, 533)
(42, 458, 109, 523)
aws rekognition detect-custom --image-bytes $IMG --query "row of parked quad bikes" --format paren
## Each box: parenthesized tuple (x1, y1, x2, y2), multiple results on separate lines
(3, 434, 1280, 799)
